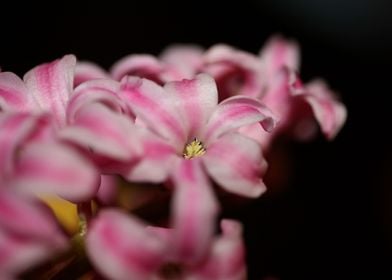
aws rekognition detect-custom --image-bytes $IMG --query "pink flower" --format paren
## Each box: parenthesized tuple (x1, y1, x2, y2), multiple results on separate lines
(203, 44, 264, 100)
(86, 208, 246, 280)
(255, 36, 347, 146)
(74, 45, 204, 87)
(0, 112, 99, 202)
(120, 73, 276, 198)
(0, 189, 68, 278)
(0, 56, 142, 200)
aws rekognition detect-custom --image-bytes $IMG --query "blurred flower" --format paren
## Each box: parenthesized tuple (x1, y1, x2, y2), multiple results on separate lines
(0, 189, 68, 278)
(0, 113, 99, 202)
(87, 209, 245, 280)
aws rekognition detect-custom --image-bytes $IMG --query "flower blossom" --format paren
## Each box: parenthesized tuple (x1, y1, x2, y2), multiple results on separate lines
(87, 208, 246, 280)
(0, 189, 68, 278)
(119, 73, 276, 198)
(0, 55, 143, 202)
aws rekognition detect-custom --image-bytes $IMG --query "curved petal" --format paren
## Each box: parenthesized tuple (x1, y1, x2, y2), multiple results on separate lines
(111, 54, 163, 82)
(86, 209, 165, 280)
(204, 96, 277, 144)
(260, 35, 300, 77)
(68, 79, 129, 122)
(122, 129, 177, 183)
(171, 159, 219, 265)
(23, 55, 76, 127)
(0, 72, 34, 112)
(204, 44, 263, 99)
(0, 113, 51, 179)
(0, 228, 60, 278)
(74, 61, 109, 87)
(120, 76, 186, 146)
(60, 103, 142, 161)
(203, 133, 267, 198)
(12, 142, 100, 203)
(191, 220, 247, 280)
(164, 74, 218, 138)
(300, 80, 347, 140)
(96, 175, 118, 205)
(160, 44, 204, 80)
(0, 190, 67, 247)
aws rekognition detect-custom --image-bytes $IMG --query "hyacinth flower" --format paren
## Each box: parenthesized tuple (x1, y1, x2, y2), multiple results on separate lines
(119, 73, 276, 198)
(253, 36, 347, 147)
(0, 55, 144, 202)
(0, 112, 99, 202)
(87, 209, 246, 280)
(74, 45, 204, 87)
(0, 189, 68, 279)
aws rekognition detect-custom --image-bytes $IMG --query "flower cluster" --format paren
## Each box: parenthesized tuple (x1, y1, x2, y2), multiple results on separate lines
(0, 36, 346, 279)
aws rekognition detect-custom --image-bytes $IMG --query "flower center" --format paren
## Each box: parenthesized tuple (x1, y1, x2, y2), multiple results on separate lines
(183, 138, 206, 159)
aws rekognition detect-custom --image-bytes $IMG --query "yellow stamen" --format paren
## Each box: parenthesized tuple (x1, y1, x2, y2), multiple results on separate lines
(183, 138, 206, 159)
(40, 195, 78, 234)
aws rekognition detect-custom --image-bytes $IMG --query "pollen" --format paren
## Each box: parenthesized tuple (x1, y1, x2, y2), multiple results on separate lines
(183, 138, 206, 159)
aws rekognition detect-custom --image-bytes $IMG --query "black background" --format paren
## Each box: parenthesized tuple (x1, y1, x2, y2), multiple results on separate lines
(1, 1, 391, 279)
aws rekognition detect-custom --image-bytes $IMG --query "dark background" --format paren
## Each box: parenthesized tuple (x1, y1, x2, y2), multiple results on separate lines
(2, 1, 391, 279)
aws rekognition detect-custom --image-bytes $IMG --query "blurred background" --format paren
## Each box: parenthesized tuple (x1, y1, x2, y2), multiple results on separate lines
(1, 0, 391, 279)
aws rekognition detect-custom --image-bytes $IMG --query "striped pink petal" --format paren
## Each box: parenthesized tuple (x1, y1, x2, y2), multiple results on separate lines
(0, 228, 59, 278)
(191, 220, 247, 280)
(0, 190, 67, 247)
(12, 142, 100, 203)
(60, 103, 142, 161)
(300, 80, 347, 139)
(204, 44, 263, 98)
(23, 55, 76, 127)
(74, 61, 109, 87)
(67, 79, 129, 122)
(0, 72, 34, 112)
(111, 54, 163, 82)
(164, 74, 218, 138)
(160, 44, 204, 80)
(260, 35, 300, 77)
(0, 113, 51, 180)
(86, 209, 165, 280)
(171, 159, 219, 265)
(203, 133, 267, 198)
(122, 129, 177, 183)
(204, 96, 277, 144)
(120, 76, 186, 146)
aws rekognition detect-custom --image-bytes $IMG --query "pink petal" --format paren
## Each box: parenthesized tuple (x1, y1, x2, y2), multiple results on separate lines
(260, 35, 300, 77)
(23, 55, 76, 127)
(203, 133, 267, 198)
(120, 76, 186, 146)
(74, 61, 109, 87)
(0, 72, 34, 112)
(204, 96, 277, 144)
(300, 80, 347, 139)
(111, 54, 163, 82)
(67, 79, 130, 122)
(12, 142, 100, 203)
(164, 74, 218, 138)
(191, 220, 247, 280)
(160, 44, 204, 80)
(122, 129, 178, 183)
(171, 159, 219, 265)
(204, 44, 263, 99)
(0, 113, 51, 180)
(60, 103, 142, 161)
(86, 209, 165, 280)
(96, 175, 118, 205)
(0, 190, 67, 247)
(0, 228, 59, 277)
